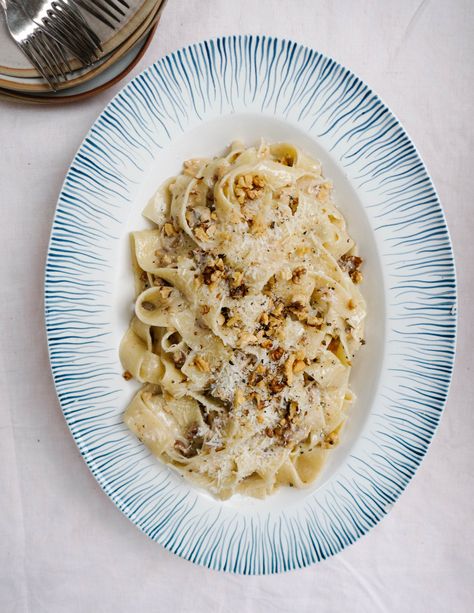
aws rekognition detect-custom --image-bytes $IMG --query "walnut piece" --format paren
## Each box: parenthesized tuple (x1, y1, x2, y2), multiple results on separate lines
(234, 388, 245, 407)
(270, 347, 284, 361)
(234, 174, 266, 204)
(339, 254, 363, 284)
(291, 267, 307, 284)
(194, 226, 210, 242)
(284, 355, 296, 385)
(269, 378, 284, 394)
(194, 356, 210, 372)
(293, 360, 306, 374)
(163, 222, 176, 236)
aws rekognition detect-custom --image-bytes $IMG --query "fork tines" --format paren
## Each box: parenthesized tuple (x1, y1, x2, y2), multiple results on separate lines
(75, 0, 130, 29)
(23, 0, 102, 67)
(3, 0, 130, 91)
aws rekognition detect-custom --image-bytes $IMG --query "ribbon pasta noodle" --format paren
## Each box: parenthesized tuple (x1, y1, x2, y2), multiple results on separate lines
(120, 141, 366, 499)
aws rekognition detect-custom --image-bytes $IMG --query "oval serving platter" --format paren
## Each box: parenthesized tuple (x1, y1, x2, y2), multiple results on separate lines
(45, 36, 456, 574)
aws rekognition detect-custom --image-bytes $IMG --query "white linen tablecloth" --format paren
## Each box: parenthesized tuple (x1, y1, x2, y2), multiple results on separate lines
(1, 1, 473, 611)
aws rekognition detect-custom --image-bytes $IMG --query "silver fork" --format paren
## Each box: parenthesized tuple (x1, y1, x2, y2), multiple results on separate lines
(75, 0, 130, 29)
(20, 0, 101, 67)
(1, 0, 72, 89)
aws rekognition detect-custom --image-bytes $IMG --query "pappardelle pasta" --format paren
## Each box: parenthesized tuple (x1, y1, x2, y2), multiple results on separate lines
(120, 141, 366, 499)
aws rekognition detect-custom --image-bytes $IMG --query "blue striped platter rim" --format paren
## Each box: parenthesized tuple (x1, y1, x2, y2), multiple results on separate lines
(44, 35, 456, 574)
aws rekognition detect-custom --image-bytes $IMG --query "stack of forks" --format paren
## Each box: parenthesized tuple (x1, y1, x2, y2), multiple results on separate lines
(1, 0, 164, 94)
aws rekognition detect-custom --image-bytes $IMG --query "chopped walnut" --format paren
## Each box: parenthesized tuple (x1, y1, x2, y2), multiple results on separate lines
(327, 337, 340, 354)
(230, 270, 243, 287)
(234, 388, 245, 407)
(268, 378, 284, 394)
(289, 195, 299, 214)
(122, 370, 133, 381)
(194, 356, 210, 372)
(163, 222, 176, 237)
(235, 174, 265, 203)
(287, 300, 307, 321)
(174, 423, 204, 458)
(238, 331, 257, 347)
(247, 370, 259, 386)
(274, 425, 283, 437)
(194, 205, 211, 222)
(263, 275, 276, 296)
(273, 302, 284, 317)
(249, 392, 264, 410)
(293, 360, 306, 374)
(339, 254, 363, 284)
(229, 283, 248, 298)
(305, 315, 323, 327)
(154, 250, 172, 266)
(194, 226, 210, 242)
(200, 304, 210, 315)
(284, 355, 296, 385)
(247, 192, 260, 203)
(270, 347, 284, 361)
(202, 264, 223, 285)
(226, 315, 241, 327)
(322, 430, 339, 448)
(291, 267, 306, 284)
(206, 224, 217, 238)
(183, 159, 203, 176)
(267, 314, 280, 330)
(288, 401, 300, 420)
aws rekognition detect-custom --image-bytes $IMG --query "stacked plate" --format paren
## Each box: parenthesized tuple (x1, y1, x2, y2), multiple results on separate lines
(0, 0, 166, 104)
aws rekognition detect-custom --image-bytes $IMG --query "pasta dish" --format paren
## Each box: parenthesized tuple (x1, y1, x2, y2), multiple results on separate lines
(120, 141, 366, 499)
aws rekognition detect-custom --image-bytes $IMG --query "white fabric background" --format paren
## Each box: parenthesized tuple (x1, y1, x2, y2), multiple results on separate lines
(1, 1, 473, 611)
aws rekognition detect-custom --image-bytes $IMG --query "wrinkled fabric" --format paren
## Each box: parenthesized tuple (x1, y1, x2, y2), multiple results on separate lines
(0, 0, 473, 611)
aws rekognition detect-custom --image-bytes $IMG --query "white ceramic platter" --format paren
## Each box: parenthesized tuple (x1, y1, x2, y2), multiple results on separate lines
(45, 36, 456, 574)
